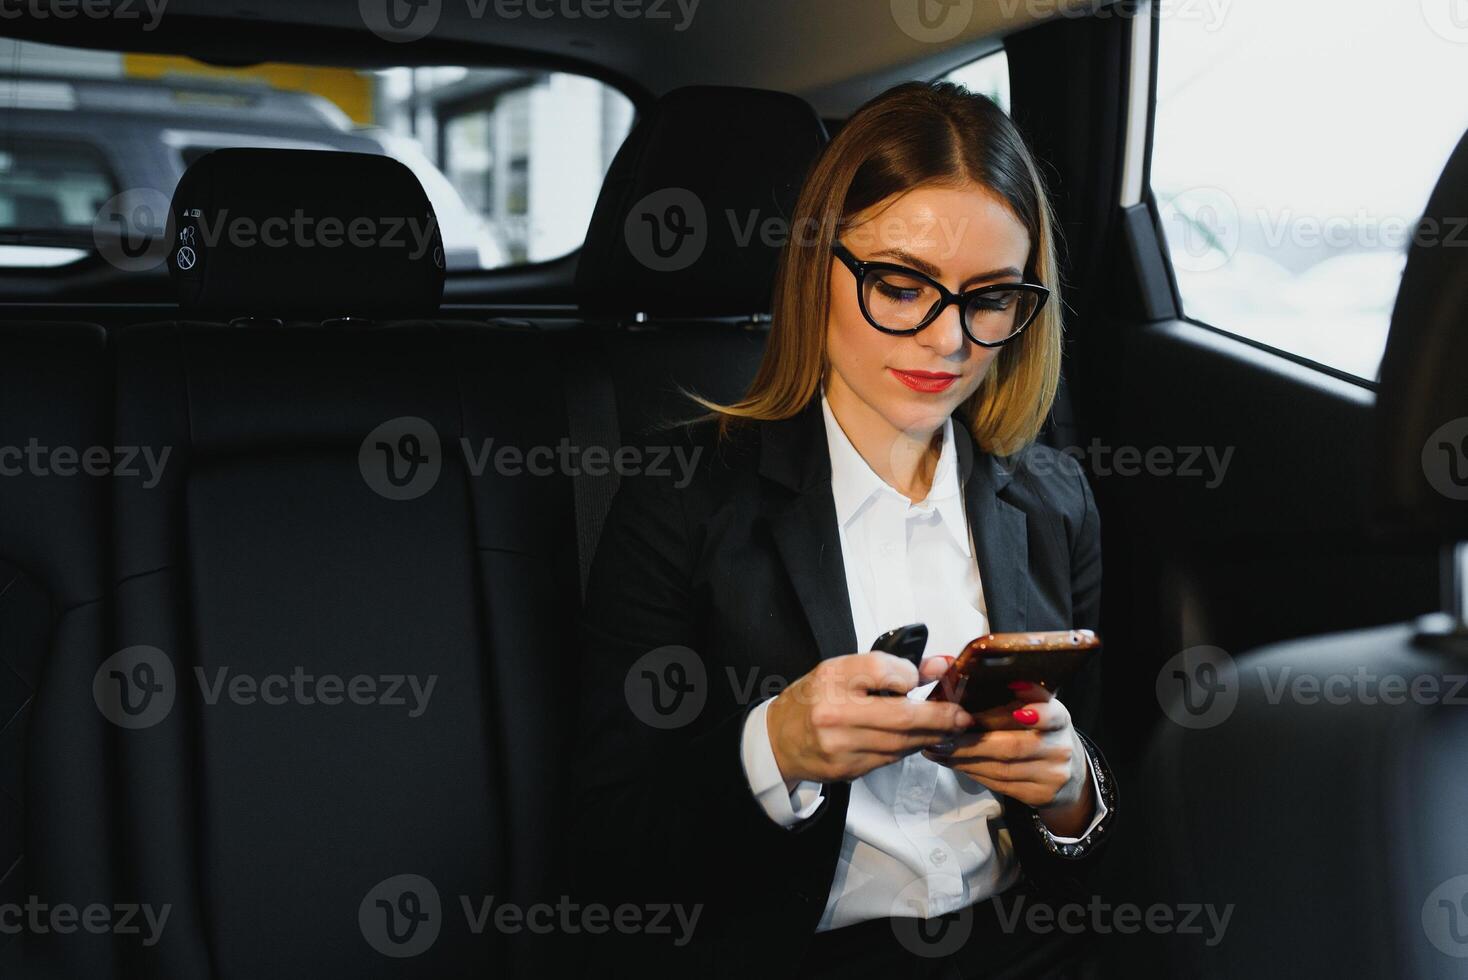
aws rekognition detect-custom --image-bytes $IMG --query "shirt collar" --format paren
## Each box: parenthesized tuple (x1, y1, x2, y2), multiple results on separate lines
(819, 392, 972, 557)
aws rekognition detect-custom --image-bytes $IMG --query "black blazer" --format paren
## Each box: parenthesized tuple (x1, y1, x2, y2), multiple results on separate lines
(574, 395, 1108, 977)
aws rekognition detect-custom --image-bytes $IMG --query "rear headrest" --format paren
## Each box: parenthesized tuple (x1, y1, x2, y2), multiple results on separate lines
(167, 148, 444, 320)
(576, 86, 828, 317)
(1375, 126, 1468, 539)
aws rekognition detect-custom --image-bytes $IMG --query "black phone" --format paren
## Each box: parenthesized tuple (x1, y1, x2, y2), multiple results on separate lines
(870, 623, 928, 696)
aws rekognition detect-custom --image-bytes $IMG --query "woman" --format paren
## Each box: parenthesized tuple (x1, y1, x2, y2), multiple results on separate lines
(576, 81, 1114, 980)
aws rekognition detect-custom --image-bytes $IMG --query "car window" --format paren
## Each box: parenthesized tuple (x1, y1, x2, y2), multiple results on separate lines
(940, 48, 1011, 113)
(0, 44, 636, 275)
(0, 138, 117, 268)
(1151, 0, 1468, 381)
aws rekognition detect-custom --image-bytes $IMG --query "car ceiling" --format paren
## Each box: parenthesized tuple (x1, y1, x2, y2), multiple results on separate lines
(0, 0, 1097, 114)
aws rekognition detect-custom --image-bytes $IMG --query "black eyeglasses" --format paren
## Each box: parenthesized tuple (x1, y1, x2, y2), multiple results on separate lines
(832, 242, 1049, 348)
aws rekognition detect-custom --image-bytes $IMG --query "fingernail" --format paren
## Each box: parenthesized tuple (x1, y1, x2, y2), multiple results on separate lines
(1012, 707, 1039, 725)
(955, 710, 974, 729)
(931, 740, 954, 754)
(1007, 681, 1033, 691)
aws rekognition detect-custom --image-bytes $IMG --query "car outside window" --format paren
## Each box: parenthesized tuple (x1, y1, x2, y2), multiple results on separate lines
(0, 42, 635, 274)
(1151, 0, 1468, 381)
(0, 137, 116, 268)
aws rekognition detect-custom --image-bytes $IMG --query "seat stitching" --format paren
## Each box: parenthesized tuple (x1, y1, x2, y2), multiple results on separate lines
(114, 564, 176, 588)
(0, 698, 29, 741)
(0, 655, 23, 688)
(57, 594, 104, 616)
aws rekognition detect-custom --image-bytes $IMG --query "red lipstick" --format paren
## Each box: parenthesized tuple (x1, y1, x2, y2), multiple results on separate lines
(889, 368, 959, 393)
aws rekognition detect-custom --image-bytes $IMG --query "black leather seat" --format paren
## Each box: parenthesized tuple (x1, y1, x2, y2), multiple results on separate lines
(6, 82, 832, 978)
(0, 322, 115, 980)
(102, 149, 581, 979)
(573, 85, 829, 445)
(1127, 126, 1468, 978)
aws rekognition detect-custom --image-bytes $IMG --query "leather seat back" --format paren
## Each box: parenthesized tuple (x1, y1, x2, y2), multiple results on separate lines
(0, 322, 115, 979)
(107, 150, 579, 978)
(572, 86, 830, 447)
(576, 85, 827, 319)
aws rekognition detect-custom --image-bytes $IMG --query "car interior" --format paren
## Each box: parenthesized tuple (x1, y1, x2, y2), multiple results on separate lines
(1, 0, 1465, 977)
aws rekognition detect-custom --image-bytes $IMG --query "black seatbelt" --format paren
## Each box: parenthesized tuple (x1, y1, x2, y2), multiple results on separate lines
(563, 341, 622, 601)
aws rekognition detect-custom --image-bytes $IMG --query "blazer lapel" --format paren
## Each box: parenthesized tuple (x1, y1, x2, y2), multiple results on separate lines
(757, 399, 1030, 662)
(954, 420, 1030, 633)
(759, 399, 858, 665)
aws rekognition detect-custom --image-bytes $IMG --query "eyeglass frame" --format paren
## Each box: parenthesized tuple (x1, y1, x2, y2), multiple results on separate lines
(831, 242, 1050, 348)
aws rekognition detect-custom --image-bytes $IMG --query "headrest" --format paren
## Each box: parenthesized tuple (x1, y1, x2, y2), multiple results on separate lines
(1375, 126, 1468, 540)
(167, 149, 444, 320)
(576, 86, 828, 317)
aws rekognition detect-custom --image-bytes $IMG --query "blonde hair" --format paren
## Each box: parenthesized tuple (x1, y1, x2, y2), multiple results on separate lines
(690, 81, 1063, 457)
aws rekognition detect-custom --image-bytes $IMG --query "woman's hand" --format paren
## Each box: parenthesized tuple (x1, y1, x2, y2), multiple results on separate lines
(921, 685, 1095, 836)
(766, 653, 974, 791)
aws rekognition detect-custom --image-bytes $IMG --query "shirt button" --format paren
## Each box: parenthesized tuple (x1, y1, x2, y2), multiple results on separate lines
(930, 848, 948, 865)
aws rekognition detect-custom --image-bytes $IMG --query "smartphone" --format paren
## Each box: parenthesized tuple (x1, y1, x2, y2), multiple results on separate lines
(927, 629, 1099, 714)
(870, 623, 928, 697)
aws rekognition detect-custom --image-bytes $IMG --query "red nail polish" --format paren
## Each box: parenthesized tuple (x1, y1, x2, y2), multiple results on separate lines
(1012, 707, 1038, 725)
(1007, 681, 1032, 691)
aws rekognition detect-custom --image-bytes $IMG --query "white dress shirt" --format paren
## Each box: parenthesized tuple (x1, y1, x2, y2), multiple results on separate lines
(739, 392, 1108, 930)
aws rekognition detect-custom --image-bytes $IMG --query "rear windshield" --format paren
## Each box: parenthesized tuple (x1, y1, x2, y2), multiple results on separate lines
(0, 42, 635, 276)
